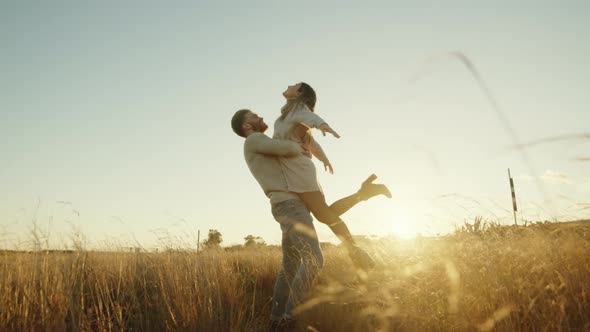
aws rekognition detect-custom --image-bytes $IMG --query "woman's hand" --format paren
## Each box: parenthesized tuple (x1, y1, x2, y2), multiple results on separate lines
(323, 161, 334, 174)
(319, 123, 340, 138)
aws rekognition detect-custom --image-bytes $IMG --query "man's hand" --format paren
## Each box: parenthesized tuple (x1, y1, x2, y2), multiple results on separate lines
(319, 123, 340, 138)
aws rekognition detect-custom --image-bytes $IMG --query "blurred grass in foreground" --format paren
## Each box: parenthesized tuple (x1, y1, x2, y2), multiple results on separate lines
(1, 219, 589, 331)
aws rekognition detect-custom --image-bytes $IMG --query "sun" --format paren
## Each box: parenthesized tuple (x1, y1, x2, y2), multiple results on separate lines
(391, 221, 419, 240)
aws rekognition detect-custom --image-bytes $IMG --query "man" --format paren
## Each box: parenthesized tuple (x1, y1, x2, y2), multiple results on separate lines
(231, 109, 391, 330)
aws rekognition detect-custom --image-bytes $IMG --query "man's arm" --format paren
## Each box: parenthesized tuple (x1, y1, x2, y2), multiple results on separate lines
(246, 133, 302, 157)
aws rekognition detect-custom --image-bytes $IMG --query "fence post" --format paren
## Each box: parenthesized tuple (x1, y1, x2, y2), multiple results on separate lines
(508, 168, 518, 225)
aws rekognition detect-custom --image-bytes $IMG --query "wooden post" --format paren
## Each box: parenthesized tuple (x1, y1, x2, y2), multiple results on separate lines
(197, 230, 200, 253)
(508, 168, 518, 225)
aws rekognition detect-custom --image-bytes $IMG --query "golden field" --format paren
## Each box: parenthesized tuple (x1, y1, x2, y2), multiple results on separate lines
(1, 220, 589, 331)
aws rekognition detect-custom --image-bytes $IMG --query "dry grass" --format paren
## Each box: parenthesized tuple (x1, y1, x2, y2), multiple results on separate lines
(1, 220, 589, 331)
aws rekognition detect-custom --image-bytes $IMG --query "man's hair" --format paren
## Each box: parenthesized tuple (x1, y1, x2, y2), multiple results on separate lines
(231, 109, 251, 137)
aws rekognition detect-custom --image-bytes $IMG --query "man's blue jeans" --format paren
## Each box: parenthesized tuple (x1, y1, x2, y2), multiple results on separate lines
(270, 199, 324, 320)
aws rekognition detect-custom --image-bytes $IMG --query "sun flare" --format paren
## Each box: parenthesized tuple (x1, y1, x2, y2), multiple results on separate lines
(391, 221, 419, 240)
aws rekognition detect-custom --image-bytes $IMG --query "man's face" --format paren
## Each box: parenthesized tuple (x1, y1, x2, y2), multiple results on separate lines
(244, 112, 268, 133)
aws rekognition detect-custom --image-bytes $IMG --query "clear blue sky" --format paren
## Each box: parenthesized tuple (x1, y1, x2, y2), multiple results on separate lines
(1, 1, 589, 249)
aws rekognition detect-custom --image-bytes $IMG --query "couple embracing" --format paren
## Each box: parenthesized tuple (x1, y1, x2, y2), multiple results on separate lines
(231, 82, 391, 331)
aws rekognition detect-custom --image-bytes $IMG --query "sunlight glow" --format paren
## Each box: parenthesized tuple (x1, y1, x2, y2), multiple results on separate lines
(391, 221, 419, 240)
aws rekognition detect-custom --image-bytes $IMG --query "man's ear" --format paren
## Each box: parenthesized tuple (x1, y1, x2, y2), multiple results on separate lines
(242, 123, 252, 132)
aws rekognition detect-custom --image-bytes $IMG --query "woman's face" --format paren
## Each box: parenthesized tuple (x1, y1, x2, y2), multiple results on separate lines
(282, 83, 302, 100)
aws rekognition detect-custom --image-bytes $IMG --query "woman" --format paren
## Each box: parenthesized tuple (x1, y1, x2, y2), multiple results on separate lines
(272, 82, 391, 271)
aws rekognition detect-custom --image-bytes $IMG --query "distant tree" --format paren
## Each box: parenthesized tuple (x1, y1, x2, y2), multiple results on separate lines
(203, 229, 223, 248)
(244, 235, 266, 247)
(224, 244, 244, 252)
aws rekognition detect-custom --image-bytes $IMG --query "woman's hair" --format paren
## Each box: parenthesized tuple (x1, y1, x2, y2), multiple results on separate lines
(280, 82, 317, 121)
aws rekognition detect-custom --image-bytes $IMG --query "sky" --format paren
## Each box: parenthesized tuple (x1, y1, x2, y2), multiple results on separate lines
(1, 1, 589, 250)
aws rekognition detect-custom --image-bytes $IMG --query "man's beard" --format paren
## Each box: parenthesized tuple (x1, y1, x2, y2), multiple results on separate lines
(252, 121, 268, 133)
